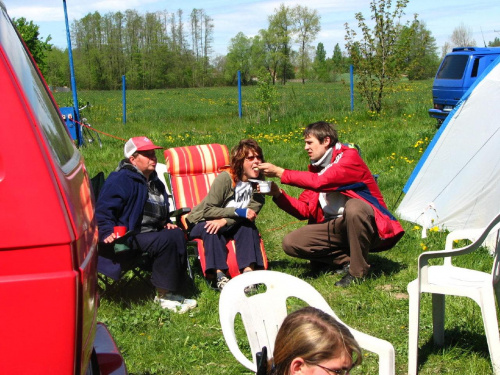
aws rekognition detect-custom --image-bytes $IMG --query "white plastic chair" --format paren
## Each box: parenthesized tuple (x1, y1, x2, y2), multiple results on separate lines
(155, 162, 175, 213)
(219, 270, 395, 374)
(407, 213, 500, 375)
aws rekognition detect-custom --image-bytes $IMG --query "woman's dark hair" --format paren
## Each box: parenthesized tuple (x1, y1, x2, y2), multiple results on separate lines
(230, 139, 265, 182)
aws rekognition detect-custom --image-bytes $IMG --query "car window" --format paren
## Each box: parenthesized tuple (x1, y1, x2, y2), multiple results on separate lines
(0, 9, 78, 173)
(436, 55, 469, 80)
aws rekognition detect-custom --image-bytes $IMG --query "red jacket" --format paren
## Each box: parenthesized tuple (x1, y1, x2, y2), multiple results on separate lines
(274, 143, 404, 252)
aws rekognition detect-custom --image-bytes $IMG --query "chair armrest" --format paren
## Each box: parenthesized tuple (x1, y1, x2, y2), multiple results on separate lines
(417, 213, 500, 276)
(170, 207, 191, 218)
(169, 207, 191, 227)
(418, 237, 486, 272)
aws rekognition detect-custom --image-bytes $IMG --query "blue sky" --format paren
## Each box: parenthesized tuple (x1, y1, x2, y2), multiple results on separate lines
(3, 0, 500, 57)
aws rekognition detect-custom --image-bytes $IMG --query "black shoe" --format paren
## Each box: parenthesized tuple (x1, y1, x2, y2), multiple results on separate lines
(335, 273, 358, 287)
(308, 261, 331, 276)
(335, 263, 350, 276)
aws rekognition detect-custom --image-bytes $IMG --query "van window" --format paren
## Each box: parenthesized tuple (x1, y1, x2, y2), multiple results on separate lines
(436, 55, 469, 79)
(0, 11, 78, 172)
(471, 58, 480, 77)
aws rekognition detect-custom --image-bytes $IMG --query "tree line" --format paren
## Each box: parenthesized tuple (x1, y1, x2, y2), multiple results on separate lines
(14, 1, 500, 112)
(44, 8, 215, 90)
(40, 2, 439, 92)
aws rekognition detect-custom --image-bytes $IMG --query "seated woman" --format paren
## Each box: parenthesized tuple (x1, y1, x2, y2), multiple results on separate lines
(96, 136, 196, 314)
(267, 306, 362, 375)
(186, 139, 266, 290)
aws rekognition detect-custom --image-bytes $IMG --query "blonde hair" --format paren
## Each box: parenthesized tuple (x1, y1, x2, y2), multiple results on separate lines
(269, 306, 362, 375)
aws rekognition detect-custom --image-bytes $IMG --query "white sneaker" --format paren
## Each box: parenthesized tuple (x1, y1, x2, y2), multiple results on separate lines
(154, 295, 195, 314)
(167, 293, 198, 309)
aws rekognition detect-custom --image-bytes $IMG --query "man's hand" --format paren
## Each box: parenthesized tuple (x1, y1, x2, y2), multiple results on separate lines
(257, 163, 285, 178)
(103, 233, 116, 243)
(269, 182, 282, 198)
(204, 218, 228, 234)
(165, 223, 178, 229)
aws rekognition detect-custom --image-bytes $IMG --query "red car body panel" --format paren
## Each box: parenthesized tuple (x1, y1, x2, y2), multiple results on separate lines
(0, 2, 125, 374)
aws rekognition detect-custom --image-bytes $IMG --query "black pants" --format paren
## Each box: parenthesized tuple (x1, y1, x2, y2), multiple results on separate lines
(190, 221, 264, 273)
(134, 227, 187, 292)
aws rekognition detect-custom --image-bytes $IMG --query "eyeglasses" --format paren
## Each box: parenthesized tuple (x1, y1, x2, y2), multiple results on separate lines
(315, 363, 351, 375)
(245, 155, 262, 162)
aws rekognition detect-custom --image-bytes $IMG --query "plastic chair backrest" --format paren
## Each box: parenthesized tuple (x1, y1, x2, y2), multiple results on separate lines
(219, 270, 395, 374)
(164, 144, 230, 227)
(155, 162, 175, 213)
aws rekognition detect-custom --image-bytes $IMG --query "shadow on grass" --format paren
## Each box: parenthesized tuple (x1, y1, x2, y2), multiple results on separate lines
(368, 253, 404, 277)
(416, 328, 491, 369)
(290, 253, 404, 280)
(98, 267, 199, 306)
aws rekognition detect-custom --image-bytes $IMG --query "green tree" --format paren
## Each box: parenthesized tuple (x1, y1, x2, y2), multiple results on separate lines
(344, 0, 411, 113)
(225, 32, 252, 84)
(398, 20, 439, 80)
(331, 43, 345, 74)
(255, 69, 279, 124)
(256, 28, 281, 85)
(313, 42, 329, 81)
(488, 37, 500, 47)
(294, 6, 320, 84)
(12, 17, 52, 76)
(268, 4, 294, 84)
(45, 47, 69, 87)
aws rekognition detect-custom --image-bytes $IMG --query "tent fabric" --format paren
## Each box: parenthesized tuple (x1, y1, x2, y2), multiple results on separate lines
(397, 55, 500, 239)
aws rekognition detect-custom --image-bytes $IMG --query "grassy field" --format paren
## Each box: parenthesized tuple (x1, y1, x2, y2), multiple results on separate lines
(55, 80, 495, 374)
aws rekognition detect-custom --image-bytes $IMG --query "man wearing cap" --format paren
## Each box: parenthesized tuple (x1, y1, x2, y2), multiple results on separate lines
(96, 136, 196, 313)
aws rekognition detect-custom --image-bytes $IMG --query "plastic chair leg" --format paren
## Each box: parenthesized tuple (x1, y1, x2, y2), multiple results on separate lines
(432, 293, 445, 347)
(407, 281, 420, 375)
(479, 290, 500, 374)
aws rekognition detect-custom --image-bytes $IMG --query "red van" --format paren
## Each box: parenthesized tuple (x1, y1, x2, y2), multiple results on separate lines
(0, 2, 126, 374)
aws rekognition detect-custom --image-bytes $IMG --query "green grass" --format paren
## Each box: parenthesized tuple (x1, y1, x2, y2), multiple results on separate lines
(55, 80, 495, 374)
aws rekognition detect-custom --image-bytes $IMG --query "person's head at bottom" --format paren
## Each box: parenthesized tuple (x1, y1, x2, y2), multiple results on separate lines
(270, 306, 362, 375)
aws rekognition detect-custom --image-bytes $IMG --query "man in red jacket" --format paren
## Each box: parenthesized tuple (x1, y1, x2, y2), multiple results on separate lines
(257, 121, 404, 287)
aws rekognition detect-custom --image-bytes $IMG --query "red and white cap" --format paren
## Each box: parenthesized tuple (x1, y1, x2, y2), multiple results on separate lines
(124, 136, 163, 158)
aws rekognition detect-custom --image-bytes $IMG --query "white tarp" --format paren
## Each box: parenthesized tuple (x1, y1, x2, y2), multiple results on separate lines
(397, 55, 500, 239)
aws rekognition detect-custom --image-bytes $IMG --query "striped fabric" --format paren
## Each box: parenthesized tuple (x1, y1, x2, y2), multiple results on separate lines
(164, 144, 230, 222)
(164, 144, 267, 278)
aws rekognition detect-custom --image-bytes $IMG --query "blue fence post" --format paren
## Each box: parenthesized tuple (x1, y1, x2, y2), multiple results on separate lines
(63, 0, 82, 146)
(350, 64, 354, 112)
(122, 75, 126, 124)
(238, 70, 242, 118)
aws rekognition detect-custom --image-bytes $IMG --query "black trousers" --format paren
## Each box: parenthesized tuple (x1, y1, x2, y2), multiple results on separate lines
(134, 227, 187, 292)
(190, 220, 264, 273)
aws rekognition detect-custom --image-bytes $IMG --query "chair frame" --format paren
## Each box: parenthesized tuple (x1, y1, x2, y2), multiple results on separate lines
(219, 270, 395, 374)
(407, 213, 500, 374)
(163, 143, 268, 280)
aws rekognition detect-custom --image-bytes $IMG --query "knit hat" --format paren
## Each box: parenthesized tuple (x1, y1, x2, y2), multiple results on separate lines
(124, 137, 163, 158)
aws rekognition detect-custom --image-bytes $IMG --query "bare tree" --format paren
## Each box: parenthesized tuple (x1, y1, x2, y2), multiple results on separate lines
(450, 23, 476, 47)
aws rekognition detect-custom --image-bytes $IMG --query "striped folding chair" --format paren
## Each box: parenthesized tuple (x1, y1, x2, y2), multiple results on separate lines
(164, 143, 268, 279)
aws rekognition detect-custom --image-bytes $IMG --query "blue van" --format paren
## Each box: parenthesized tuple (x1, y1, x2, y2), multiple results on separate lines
(429, 47, 500, 124)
